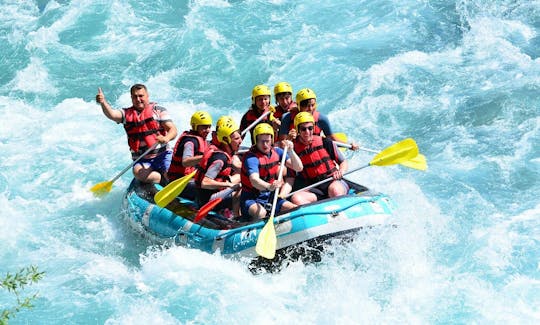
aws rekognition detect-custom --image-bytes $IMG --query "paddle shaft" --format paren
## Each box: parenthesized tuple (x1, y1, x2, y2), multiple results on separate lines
(284, 163, 369, 199)
(209, 183, 240, 201)
(268, 148, 289, 218)
(111, 143, 159, 183)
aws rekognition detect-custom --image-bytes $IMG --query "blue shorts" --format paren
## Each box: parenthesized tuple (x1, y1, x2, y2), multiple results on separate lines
(239, 190, 287, 222)
(133, 150, 172, 174)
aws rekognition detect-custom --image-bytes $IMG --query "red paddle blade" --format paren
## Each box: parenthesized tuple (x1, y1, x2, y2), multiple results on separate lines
(194, 198, 222, 223)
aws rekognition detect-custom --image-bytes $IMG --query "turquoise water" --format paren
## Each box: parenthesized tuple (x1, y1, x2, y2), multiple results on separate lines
(1, 0, 539, 323)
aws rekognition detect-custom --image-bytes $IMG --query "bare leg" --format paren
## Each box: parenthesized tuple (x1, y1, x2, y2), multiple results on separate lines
(133, 165, 161, 184)
(291, 190, 318, 205)
(280, 200, 297, 212)
(328, 180, 348, 198)
(248, 203, 268, 221)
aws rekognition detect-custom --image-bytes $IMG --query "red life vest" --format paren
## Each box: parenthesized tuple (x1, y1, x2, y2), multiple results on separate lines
(194, 144, 232, 188)
(240, 146, 280, 194)
(294, 135, 337, 183)
(288, 110, 322, 136)
(167, 131, 207, 181)
(274, 102, 297, 120)
(123, 103, 165, 159)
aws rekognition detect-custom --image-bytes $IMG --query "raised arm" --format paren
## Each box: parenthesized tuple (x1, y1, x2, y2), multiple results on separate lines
(95, 87, 123, 123)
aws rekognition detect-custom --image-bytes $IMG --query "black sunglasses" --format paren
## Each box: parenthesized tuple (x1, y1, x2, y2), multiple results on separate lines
(299, 126, 314, 131)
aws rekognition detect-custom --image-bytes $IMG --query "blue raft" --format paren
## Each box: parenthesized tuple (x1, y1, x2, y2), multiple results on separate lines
(122, 179, 395, 264)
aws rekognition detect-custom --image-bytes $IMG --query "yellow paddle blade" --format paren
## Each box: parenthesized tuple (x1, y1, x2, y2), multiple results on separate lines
(154, 171, 196, 208)
(333, 132, 348, 152)
(90, 181, 113, 197)
(255, 215, 277, 259)
(400, 154, 427, 171)
(371, 138, 419, 166)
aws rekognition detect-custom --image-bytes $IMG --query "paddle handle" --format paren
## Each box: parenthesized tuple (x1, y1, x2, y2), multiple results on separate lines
(111, 143, 159, 182)
(334, 141, 379, 154)
(240, 111, 271, 137)
(284, 163, 369, 199)
(334, 141, 353, 149)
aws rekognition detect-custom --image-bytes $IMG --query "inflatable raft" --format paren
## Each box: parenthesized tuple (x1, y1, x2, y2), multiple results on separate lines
(122, 178, 395, 268)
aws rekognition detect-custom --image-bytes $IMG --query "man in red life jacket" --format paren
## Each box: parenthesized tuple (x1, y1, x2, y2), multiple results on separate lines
(273, 81, 297, 120)
(240, 123, 303, 222)
(167, 111, 212, 199)
(290, 112, 349, 205)
(194, 118, 243, 218)
(278, 88, 358, 150)
(240, 85, 280, 145)
(95, 84, 177, 184)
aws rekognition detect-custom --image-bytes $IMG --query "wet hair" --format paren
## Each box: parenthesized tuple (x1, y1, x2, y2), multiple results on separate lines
(130, 84, 147, 95)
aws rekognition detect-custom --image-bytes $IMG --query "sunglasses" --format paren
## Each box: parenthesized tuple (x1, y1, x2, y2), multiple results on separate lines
(299, 126, 314, 132)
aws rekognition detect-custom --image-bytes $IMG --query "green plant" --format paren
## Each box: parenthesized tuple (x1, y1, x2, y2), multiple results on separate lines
(1, 266, 45, 325)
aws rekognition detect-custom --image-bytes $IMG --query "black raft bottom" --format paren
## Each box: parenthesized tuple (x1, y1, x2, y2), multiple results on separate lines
(248, 227, 376, 274)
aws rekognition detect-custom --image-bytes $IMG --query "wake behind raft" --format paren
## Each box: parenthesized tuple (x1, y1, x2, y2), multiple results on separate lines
(122, 178, 395, 272)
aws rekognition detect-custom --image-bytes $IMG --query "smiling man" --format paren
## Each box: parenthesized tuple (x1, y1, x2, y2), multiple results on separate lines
(290, 112, 349, 205)
(239, 123, 302, 222)
(95, 84, 177, 184)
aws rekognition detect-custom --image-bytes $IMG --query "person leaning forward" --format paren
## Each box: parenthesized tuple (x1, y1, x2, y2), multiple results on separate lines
(194, 116, 242, 218)
(95, 84, 177, 184)
(239, 123, 303, 222)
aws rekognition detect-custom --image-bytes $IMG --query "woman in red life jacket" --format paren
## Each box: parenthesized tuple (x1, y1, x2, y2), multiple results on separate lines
(95, 84, 178, 184)
(239, 85, 280, 145)
(239, 123, 303, 222)
(194, 117, 243, 218)
(272, 81, 297, 120)
(290, 112, 350, 205)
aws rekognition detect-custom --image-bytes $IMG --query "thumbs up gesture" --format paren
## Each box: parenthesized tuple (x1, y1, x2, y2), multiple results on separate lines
(96, 87, 105, 104)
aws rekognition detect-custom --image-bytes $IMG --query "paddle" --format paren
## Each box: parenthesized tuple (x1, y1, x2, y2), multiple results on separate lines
(154, 170, 197, 208)
(192, 183, 241, 222)
(333, 133, 427, 171)
(194, 197, 223, 223)
(398, 153, 427, 170)
(90, 143, 159, 196)
(255, 146, 288, 259)
(285, 138, 419, 199)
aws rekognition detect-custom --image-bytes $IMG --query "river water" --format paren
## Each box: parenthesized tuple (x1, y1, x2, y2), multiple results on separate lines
(1, 0, 538, 323)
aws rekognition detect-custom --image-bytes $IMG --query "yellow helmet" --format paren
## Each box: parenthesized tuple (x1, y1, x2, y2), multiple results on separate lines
(191, 111, 213, 130)
(216, 115, 233, 131)
(217, 119, 239, 144)
(295, 88, 317, 107)
(252, 123, 274, 143)
(274, 82, 293, 96)
(251, 85, 271, 103)
(294, 112, 315, 130)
